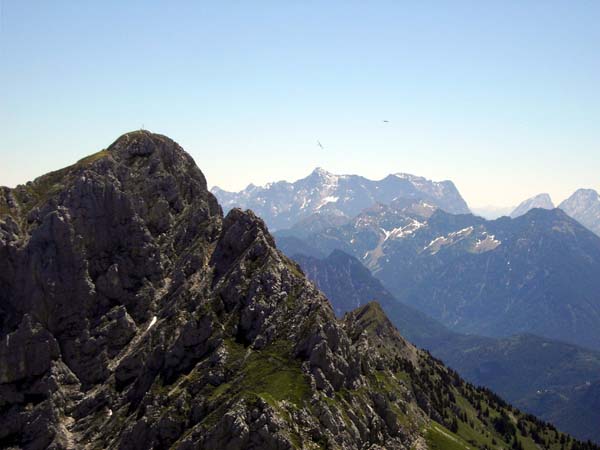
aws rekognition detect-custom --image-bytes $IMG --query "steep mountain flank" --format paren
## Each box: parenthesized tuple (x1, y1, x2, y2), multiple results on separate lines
(0, 131, 594, 450)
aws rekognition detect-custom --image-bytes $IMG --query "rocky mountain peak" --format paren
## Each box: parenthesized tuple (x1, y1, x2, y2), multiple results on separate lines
(107, 129, 165, 157)
(343, 302, 416, 362)
(345, 301, 392, 333)
(311, 167, 333, 177)
(104, 130, 213, 199)
(560, 188, 600, 212)
(558, 188, 600, 237)
(571, 187, 599, 200)
(510, 193, 554, 218)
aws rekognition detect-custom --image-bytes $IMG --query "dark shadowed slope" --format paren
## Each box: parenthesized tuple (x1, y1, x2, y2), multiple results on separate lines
(292, 249, 450, 343)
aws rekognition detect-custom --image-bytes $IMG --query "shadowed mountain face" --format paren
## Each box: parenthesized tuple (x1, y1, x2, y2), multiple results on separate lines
(277, 204, 600, 351)
(291, 250, 450, 343)
(289, 249, 600, 443)
(212, 167, 470, 231)
(294, 249, 395, 317)
(559, 188, 600, 237)
(2, 131, 587, 450)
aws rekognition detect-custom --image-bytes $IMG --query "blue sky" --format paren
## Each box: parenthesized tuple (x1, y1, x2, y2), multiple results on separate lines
(1, 1, 599, 207)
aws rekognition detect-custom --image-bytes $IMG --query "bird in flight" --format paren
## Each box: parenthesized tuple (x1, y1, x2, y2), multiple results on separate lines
(317, 140, 324, 149)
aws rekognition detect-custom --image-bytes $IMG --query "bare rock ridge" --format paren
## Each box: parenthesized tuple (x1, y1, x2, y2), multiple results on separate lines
(0, 131, 593, 450)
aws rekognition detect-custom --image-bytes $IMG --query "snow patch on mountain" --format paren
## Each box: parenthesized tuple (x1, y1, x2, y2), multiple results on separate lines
(472, 233, 502, 253)
(382, 220, 426, 242)
(316, 196, 339, 209)
(424, 226, 474, 254)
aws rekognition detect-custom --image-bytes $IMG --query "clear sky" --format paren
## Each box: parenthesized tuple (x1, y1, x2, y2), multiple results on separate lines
(1, 1, 599, 208)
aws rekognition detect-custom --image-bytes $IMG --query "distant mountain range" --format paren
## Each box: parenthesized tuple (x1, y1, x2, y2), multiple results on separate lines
(212, 168, 470, 231)
(289, 248, 600, 443)
(277, 204, 600, 351)
(213, 170, 600, 239)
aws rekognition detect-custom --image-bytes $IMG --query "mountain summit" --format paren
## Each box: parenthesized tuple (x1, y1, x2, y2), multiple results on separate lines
(212, 168, 470, 231)
(0, 131, 590, 449)
(510, 193, 554, 218)
(559, 188, 600, 236)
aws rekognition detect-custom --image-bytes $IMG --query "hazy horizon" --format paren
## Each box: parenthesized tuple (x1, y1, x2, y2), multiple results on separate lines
(2, 1, 599, 207)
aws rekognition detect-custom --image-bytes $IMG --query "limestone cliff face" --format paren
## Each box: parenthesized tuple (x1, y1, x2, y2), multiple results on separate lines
(0, 132, 587, 450)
